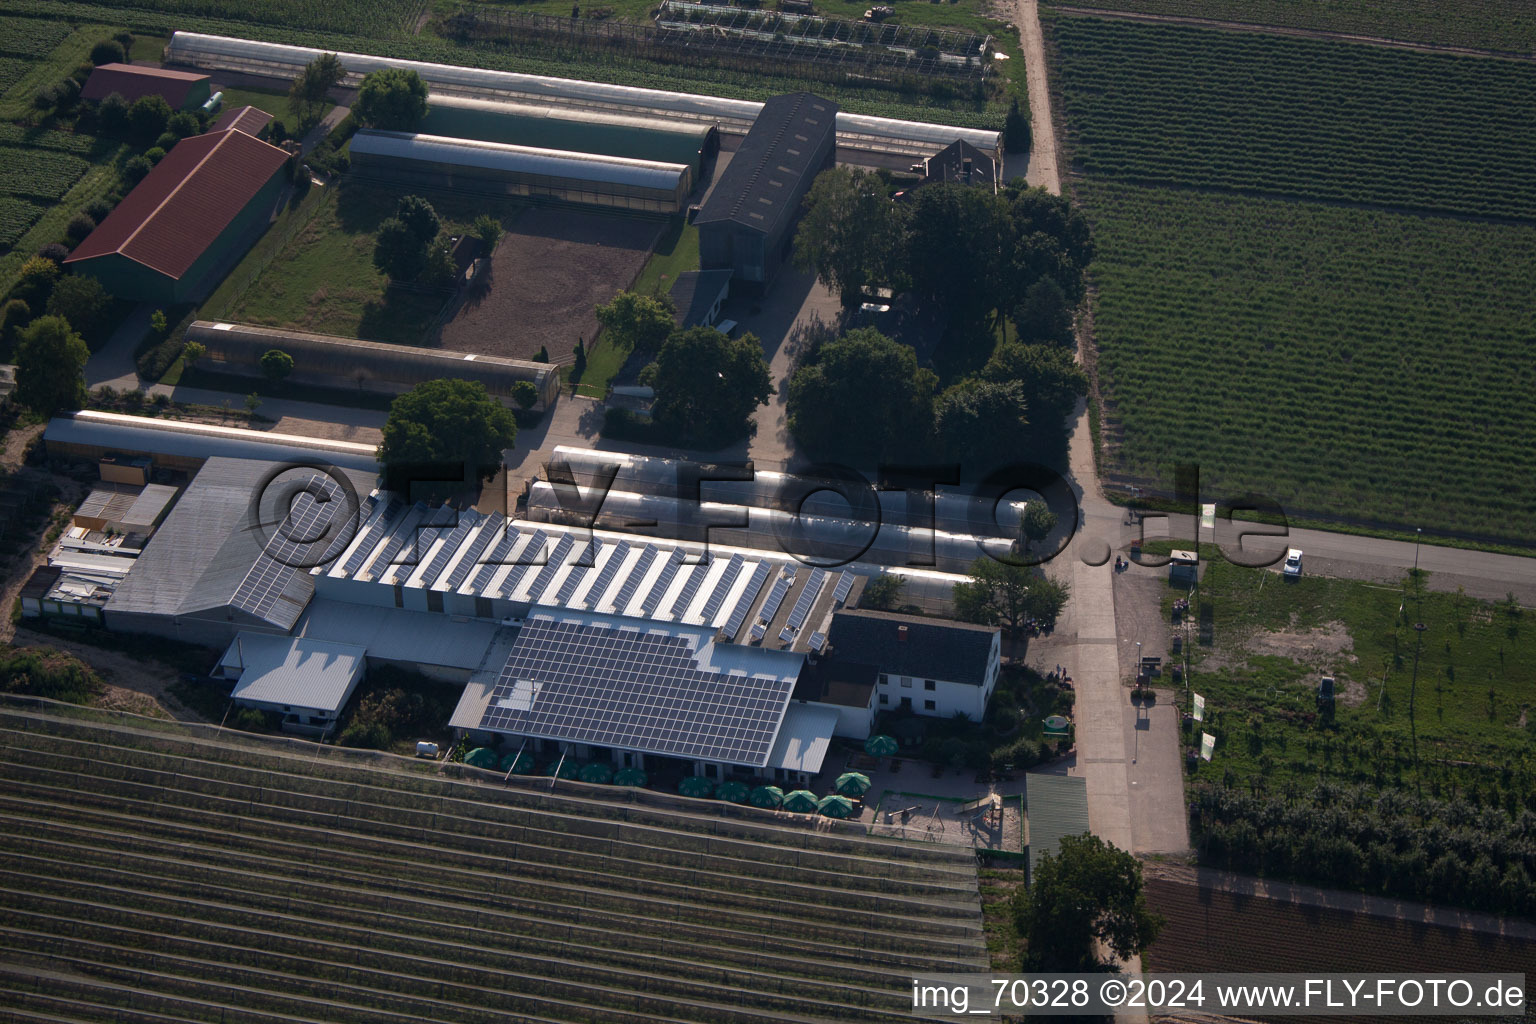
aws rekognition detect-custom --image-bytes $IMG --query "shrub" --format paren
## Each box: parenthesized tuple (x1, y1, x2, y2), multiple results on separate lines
(166, 111, 199, 138)
(14, 256, 59, 306)
(511, 380, 539, 409)
(37, 242, 70, 265)
(83, 199, 113, 223)
(89, 39, 126, 66)
(260, 348, 294, 383)
(135, 336, 185, 381)
(46, 274, 112, 341)
(120, 155, 151, 188)
(1, 298, 32, 349)
(95, 92, 129, 136)
(339, 720, 392, 748)
(127, 95, 172, 147)
(153, 131, 178, 151)
(232, 707, 270, 731)
(0, 645, 104, 704)
(268, 119, 287, 143)
(64, 213, 96, 244)
(143, 146, 166, 166)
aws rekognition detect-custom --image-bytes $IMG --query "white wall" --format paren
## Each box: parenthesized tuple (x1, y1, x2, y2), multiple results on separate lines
(873, 637, 1000, 722)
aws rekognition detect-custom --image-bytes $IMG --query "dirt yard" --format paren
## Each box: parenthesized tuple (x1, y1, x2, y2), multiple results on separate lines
(439, 208, 663, 365)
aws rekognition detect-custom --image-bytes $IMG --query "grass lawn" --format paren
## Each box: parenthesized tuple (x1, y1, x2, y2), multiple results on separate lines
(1170, 556, 1536, 802)
(179, 366, 396, 413)
(128, 33, 170, 62)
(210, 84, 334, 134)
(225, 183, 504, 346)
(979, 865, 1026, 969)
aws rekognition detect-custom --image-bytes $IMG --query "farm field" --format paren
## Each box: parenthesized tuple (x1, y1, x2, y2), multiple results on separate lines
(227, 183, 515, 347)
(1044, 14, 1536, 220)
(1039, 0, 1536, 55)
(1083, 182, 1536, 543)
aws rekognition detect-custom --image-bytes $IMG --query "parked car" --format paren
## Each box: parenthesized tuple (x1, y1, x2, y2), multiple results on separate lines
(1282, 548, 1303, 578)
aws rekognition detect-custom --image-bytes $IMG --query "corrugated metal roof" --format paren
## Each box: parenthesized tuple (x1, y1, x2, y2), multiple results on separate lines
(121, 483, 178, 529)
(65, 128, 288, 281)
(766, 702, 838, 773)
(222, 632, 366, 713)
(295, 599, 504, 671)
(80, 63, 208, 106)
(45, 410, 381, 472)
(1025, 772, 1090, 878)
(694, 92, 836, 238)
(211, 104, 274, 136)
(349, 130, 690, 191)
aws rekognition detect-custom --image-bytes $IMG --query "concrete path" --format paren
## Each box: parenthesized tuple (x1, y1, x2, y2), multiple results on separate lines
(299, 104, 351, 157)
(84, 303, 155, 391)
(1016, 0, 1062, 194)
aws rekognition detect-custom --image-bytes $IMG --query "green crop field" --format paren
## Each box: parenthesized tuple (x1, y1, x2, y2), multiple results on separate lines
(1039, 0, 1536, 55)
(0, 15, 76, 57)
(0, 145, 89, 201)
(0, 195, 44, 248)
(1083, 183, 1536, 542)
(1046, 15, 1536, 220)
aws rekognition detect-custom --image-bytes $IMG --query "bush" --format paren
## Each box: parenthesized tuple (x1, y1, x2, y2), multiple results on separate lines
(511, 380, 539, 409)
(14, 256, 59, 306)
(0, 645, 104, 704)
(268, 119, 287, 143)
(36, 242, 70, 265)
(153, 130, 178, 151)
(120, 155, 151, 188)
(135, 335, 184, 381)
(83, 199, 113, 223)
(143, 146, 166, 166)
(231, 707, 271, 731)
(339, 720, 392, 748)
(166, 111, 199, 138)
(127, 95, 172, 147)
(89, 39, 126, 66)
(96, 92, 128, 136)
(260, 348, 294, 383)
(1, 298, 31, 350)
(45, 274, 112, 341)
(64, 213, 96, 244)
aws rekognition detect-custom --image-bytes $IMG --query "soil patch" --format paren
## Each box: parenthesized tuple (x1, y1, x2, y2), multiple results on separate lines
(439, 208, 662, 364)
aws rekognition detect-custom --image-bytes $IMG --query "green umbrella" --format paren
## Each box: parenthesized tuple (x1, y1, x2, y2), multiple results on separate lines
(678, 775, 715, 799)
(464, 747, 498, 770)
(818, 794, 855, 818)
(834, 771, 871, 797)
(579, 761, 614, 784)
(543, 759, 580, 779)
(715, 780, 751, 803)
(749, 785, 784, 808)
(782, 789, 818, 813)
(864, 734, 898, 756)
(613, 766, 648, 787)
(499, 751, 534, 774)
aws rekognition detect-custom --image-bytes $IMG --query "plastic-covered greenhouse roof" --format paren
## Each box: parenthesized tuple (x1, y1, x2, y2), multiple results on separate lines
(45, 410, 380, 472)
(167, 32, 1000, 156)
(419, 94, 715, 169)
(350, 130, 690, 191)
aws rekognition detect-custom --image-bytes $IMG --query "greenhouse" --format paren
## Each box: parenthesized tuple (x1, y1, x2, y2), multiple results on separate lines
(185, 321, 561, 407)
(349, 130, 694, 214)
(418, 94, 720, 177)
(166, 32, 1001, 160)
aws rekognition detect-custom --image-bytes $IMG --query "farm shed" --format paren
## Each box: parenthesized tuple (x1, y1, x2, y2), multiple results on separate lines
(210, 104, 274, 137)
(216, 632, 368, 736)
(419, 94, 720, 178)
(349, 130, 692, 214)
(165, 32, 1000, 161)
(1023, 772, 1090, 881)
(185, 321, 560, 409)
(63, 128, 288, 304)
(696, 92, 837, 290)
(81, 63, 211, 109)
(669, 269, 733, 328)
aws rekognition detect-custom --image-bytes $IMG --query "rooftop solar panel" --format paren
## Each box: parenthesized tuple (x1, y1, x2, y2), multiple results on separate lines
(444, 512, 504, 591)
(698, 553, 744, 623)
(808, 631, 827, 652)
(786, 568, 827, 631)
(721, 560, 772, 640)
(233, 475, 346, 620)
(491, 528, 547, 598)
(416, 509, 481, 588)
(367, 502, 427, 581)
(524, 533, 574, 602)
(667, 557, 709, 617)
(609, 543, 658, 612)
(584, 540, 630, 609)
(832, 570, 855, 604)
(553, 539, 599, 605)
(640, 547, 686, 617)
(469, 524, 520, 594)
(479, 617, 796, 765)
(340, 498, 402, 577)
(758, 575, 791, 624)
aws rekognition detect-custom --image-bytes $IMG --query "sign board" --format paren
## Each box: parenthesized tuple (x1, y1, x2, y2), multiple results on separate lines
(1192, 693, 1205, 722)
(1200, 732, 1216, 761)
(1201, 502, 1216, 531)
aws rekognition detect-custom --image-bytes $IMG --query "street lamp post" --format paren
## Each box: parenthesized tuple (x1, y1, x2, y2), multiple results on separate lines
(1413, 526, 1422, 573)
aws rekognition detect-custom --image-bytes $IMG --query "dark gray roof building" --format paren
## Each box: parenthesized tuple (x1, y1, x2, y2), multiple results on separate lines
(921, 138, 998, 191)
(828, 608, 998, 686)
(696, 92, 837, 290)
(668, 269, 734, 329)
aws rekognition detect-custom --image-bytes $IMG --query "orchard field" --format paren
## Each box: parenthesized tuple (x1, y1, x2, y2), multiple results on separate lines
(1039, 0, 1536, 55)
(1045, 13, 1536, 544)
(1046, 15, 1536, 220)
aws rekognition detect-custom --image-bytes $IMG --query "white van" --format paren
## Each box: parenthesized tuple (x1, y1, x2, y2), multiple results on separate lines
(1282, 549, 1303, 578)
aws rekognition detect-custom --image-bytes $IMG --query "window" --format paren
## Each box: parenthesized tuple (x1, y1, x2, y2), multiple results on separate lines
(924, 700, 936, 711)
(900, 678, 912, 688)
(924, 679, 936, 691)
(880, 674, 890, 686)
(900, 696, 912, 709)
(879, 694, 889, 706)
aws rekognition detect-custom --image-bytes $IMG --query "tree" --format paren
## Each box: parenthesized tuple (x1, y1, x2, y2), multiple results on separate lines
(182, 339, 206, 367)
(244, 392, 262, 415)
(1003, 184, 1096, 306)
(933, 378, 1031, 473)
(980, 342, 1088, 455)
(95, 92, 128, 136)
(127, 94, 171, 146)
(259, 348, 294, 384)
(353, 68, 428, 131)
(595, 291, 675, 357)
(14, 315, 89, 415)
(1015, 276, 1074, 348)
(394, 195, 440, 245)
(373, 217, 428, 281)
(904, 184, 1012, 333)
(1019, 502, 1058, 557)
(641, 326, 773, 446)
(1003, 96, 1031, 155)
(953, 558, 1069, 633)
(1, 298, 31, 351)
(288, 52, 343, 128)
(533, 345, 549, 363)
(793, 167, 906, 306)
(572, 338, 587, 377)
(15, 257, 59, 307)
(472, 213, 503, 252)
(510, 380, 539, 410)
(89, 40, 126, 66)
(861, 574, 903, 611)
(45, 274, 112, 340)
(150, 309, 168, 336)
(786, 327, 936, 465)
(120, 154, 151, 188)
(420, 235, 457, 288)
(379, 378, 517, 480)
(143, 146, 166, 166)
(1012, 833, 1162, 971)
(167, 110, 200, 138)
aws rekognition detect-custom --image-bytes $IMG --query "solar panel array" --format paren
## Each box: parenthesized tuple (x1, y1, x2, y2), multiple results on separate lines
(444, 512, 504, 591)
(698, 553, 744, 623)
(232, 475, 346, 621)
(721, 561, 772, 640)
(610, 543, 658, 612)
(469, 525, 522, 594)
(786, 568, 827, 631)
(480, 617, 795, 764)
(667, 555, 710, 617)
(640, 548, 687, 618)
(492, 529, 547, 598)
(584, 540, 630, 608)
(553, 539, 599, 605)
(340, 499, 402, 576)
(832, 570, 855, 604)
(758, 575, 791, 625)
(366, 502, 427, 581)
(416, 509, 481, 588)
(524, 534, 574, 602)
(808, 631, 827, 652)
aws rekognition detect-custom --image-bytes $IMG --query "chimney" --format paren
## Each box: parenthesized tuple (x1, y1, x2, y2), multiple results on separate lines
(897, 625, 908, 642)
